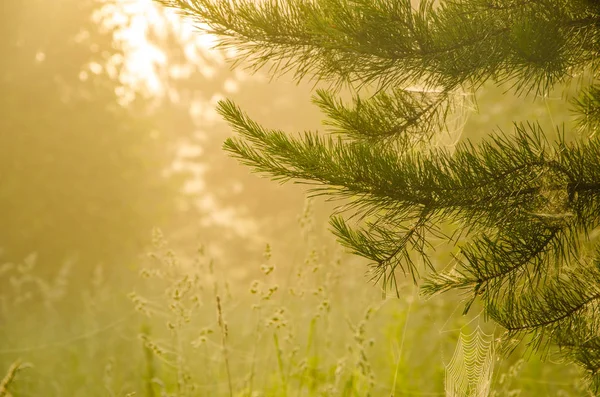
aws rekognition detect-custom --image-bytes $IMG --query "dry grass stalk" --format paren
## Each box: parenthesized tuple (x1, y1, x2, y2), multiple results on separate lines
(0, 359, 23, 397)
(216, 295, 233, 397)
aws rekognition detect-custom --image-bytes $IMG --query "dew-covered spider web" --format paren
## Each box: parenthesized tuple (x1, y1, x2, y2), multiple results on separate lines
(445, 326, 496, 397)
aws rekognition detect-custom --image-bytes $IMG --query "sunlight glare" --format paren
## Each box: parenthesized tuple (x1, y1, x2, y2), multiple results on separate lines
(96, 0, 224, 102)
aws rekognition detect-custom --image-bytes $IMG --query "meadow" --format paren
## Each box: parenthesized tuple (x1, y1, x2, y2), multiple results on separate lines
(0, 200, 586, 396)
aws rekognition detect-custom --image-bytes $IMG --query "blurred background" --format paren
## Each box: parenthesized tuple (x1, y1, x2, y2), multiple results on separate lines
(0, 0, 330, 276)
(0, 1, 585, 396)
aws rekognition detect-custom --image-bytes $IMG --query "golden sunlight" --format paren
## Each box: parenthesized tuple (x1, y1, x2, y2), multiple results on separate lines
(96, 0, 222, 100)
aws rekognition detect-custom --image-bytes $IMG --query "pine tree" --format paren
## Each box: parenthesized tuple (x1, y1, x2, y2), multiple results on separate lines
(158, 0, 600, 391)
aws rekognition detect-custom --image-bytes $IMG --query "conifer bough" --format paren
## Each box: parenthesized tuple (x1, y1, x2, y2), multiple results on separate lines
(157, 0, 600, 390)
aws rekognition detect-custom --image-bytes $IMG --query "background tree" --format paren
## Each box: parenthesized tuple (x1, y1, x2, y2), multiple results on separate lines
(158, 0, 600, 391)
(0, 0, 185, 276)
(0, 0, 333, 285)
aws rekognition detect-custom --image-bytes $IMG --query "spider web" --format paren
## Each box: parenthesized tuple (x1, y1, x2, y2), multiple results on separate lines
(445, 326, 496, 397)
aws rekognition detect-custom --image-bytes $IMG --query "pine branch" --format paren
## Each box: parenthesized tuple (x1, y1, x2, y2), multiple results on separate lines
(487, 251, 600, 352)
(312, 87, 450, 146)
(158, 0, 599, 94)
(157, 0, 600, 389)
(331, 208, 434, 287)
(221, 95, 600, 288)
(573, 84, 600, 135)
(422, 223, 562, 297)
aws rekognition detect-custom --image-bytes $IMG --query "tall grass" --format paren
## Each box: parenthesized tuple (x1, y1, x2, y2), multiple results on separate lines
(0, 202, 587, 396)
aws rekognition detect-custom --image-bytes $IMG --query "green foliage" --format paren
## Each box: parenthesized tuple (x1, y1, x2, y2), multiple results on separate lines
(157, 0, 600, 392)
(158, 0, 598, 93)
